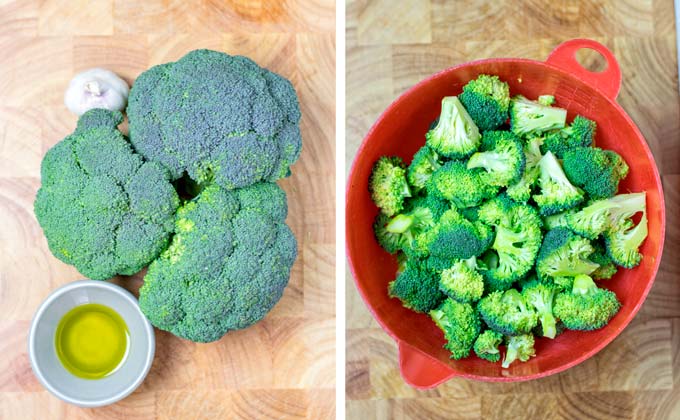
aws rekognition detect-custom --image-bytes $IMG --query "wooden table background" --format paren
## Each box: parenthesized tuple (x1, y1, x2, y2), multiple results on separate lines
(346, 1, 680, 419)
(0, 1, 335, 419)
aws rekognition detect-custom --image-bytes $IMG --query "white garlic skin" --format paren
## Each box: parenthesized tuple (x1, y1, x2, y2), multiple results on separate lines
(64, 68, 130, 116)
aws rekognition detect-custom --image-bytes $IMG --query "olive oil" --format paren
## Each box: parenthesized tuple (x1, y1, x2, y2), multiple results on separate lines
(55, 303, 129, 379)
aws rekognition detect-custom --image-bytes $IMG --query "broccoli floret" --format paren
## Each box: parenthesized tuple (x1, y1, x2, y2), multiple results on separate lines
(439, 257, 485, 303)
(478, 289, 538, 336)
(373, 207, 435, 254)
(542, 115, 596, 158)
(407, 146, 441, 191)
(521, 279, 559, 339)
(562, 147, 629, 199)
(542, 209, 576, 231)
(590, 240, 618, 280)
(510, 95, 567, 137)
(538, 95, 555, 106)
(369, 156, 411, 216)
(458, 74, 511, 131)
(536, 227, 599, 281)
(467, 131, 526, 187)
(553, 274, 621, 330)
(34, 109, 180, 280)
(404, 194, 450, 222)
(566, 198, 621, 240)
(138, 182, 297, 342)
(477, 196, 543, 291)
(533, 151, 584, 216)
(502, 334, 536, 368)
(426, 96, 481, 159)
(603, 193, 648, 268)
(507, 136, 543, 203)
(473, 330, 503, 362)
(389, 259, 445, 313)
(430, 298, 481, 359)
(427, 160, 498, 208)
(127, 50, 301, 190)
(416, 208, 494, 260)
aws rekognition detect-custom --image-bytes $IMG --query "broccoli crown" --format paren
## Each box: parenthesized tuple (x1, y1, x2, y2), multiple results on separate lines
(418, 208, 494, 261)
(373, 207, 435, 254)
(521, 280, 558, 339)
(603, 193, 647, 268)
(389, 259, 445, 313)
(553, 275, 621, 330)
(566, 198, 621, 240)
(536, 227, 599, 281)
(439, 258, 485, 303)
(127, 49, 302, 190)
(427, 160, 498, 208)
(138, 182, 296, 342)
(369, 156, 411, 216)
(542, 115, 596, 158)
(458, 74, 511, 131)
(502, 334, 536, 368)
(590, 240, 618, 280)
(562, 147, 629, 199)
(510, 95, 567, 137)
(404, 194, 451, 222)
(478, 289, 538, 336)
(34, 109, 179, 280)
(430, 298, 481, 359)
(533, 151, 584, 216)
(506, 136, 543, 203)
(426, 96, 481, 159)
(473, 329, 503, 362)
(407, 145, 441, 191)
(467, 130, 526, 187)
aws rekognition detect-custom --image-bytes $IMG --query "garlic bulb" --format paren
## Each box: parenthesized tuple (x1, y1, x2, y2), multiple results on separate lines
(64, 68, 129, 116)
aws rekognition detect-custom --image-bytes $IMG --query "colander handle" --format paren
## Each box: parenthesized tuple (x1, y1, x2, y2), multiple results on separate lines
(546, 39, 621, 100)
(398, 341, 456, 389)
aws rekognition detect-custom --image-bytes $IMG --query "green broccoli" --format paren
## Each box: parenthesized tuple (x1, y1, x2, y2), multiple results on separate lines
(430, 298, 481, 359)
(542, 115, 596, 158)
(536, 227, 599, 282)
(553, 274, 621, 330)
(427, 160, 498, 208)
(439, 257, 485, 303)
(426, 96, 481, 159)
(407, 145, 441, 191)
(404, 194, 450, 222)
(458, 74, 511, 131)
(138, 182, 297, 342)
(389, 259, 445, 313)
(590, 240, 618, 280)
(510, 95, 567, 137)
(507, 136, 543, 203)
(373, 207, 435, 254)
(533, 151, 584, 216)
(416, 208, 494, 260)
(521, 279, 559, 339)
(542, 209, 576, 231)
(34, 109, 180, 280)
(538, 95, 555, 106)
(478, 289, 538, 335)
(467, 130, 526, 187)
(502, 334, 536, 368)
(566, 198, 621, 240)
(603, 193, 648, 268)
(562, 147, 629, 199)
(473, 330, 503, 362)
(369, 156, 411, 216)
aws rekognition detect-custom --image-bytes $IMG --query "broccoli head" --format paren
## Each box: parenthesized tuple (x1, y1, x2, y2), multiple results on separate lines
(562, 147, 629, 199)
(467, 130, 526, 187)
(127, 49, 302, 191)
(439, 257, 485, 303)
(603, 193, 648, 268)
(521, 279, 559, 339)
(536, 227, 599, 282)
(478, 289, 538, 336)
(430, 298, 481, 359)
(473, 330, 503, 362)
(427, 160, 498, 208)
(566, 197, 621, 240)
(138, 182, 297, 342)
(389, 259, 445, 313)
(458, 74, 511, 131)
(34, 109, 179, 280)
(542, 115, 596, 158)
(369, 156, 411, 216)
(510, 95, 567, 137)
(502, 334, 536, 368)
(553, 274, 621, 330)
(417, 208, 494, 261)
(426, 96, 481, 159)
(533, 151, 584, 216)
(407, 145, 441, 191)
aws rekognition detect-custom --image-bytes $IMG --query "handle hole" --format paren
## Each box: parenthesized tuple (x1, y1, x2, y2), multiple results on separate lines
(575, 48, 608, 73)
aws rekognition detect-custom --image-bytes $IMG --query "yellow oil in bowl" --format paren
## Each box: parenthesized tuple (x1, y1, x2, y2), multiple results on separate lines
(54, 303, 129, 379)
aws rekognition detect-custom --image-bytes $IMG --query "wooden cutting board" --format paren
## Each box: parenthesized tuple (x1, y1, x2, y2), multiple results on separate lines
(346, 0, 680, 419)
(0, 1, 335, 419)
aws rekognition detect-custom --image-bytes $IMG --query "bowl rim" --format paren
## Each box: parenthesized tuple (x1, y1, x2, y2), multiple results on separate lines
(28, 279, 156, 407)
(346, 56, 666, 383)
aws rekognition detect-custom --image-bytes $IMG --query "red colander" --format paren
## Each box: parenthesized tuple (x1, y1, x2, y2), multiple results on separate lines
(346, 39, 666, 388)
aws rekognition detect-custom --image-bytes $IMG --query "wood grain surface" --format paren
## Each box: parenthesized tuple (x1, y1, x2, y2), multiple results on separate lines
(0, 1, 335, 419)
(346, 1, 680, 419)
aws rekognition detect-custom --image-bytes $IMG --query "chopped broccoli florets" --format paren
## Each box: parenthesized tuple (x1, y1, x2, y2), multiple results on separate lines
(553, 274, 621, 330)
(439, 257, 485, 303)
(430, 298, 481, 359)
(478, 289, 538, 336)
(467, 130, 526, 187)
(473, 330, 503, 362)
(416, 208, 494, 260)
(459, 74, 511, 131)
(502, 334, 536, 368)
(536, 227, 599, 282)
(510, 95, 567, 137)
(389, 259, 445, 313)
(507, 136, 543, 203)
(369, 156, 411, 216)
(373, 206, 435, 254)
(427, 160, 498, 208)
(590, 240, 618, 280)
(603, 193, 647, 268)
(426, 96, 481, 159)
(533, 151, 584, 216)
(542, 115, 596, 158)
(562, 147, 629, 199)
(566, 198, 621, 240)
(521, 279, 559, 339)
(407, 146, 442, 191)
